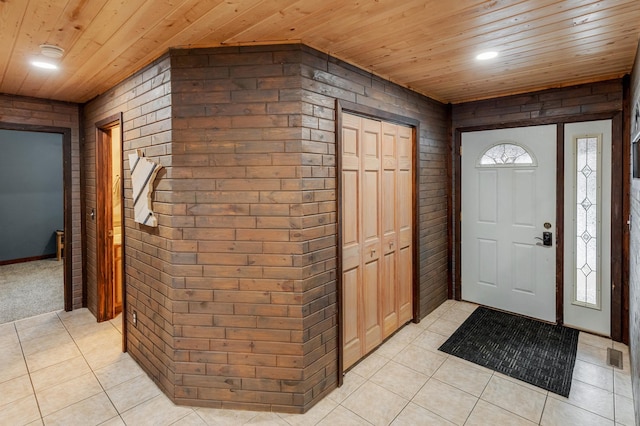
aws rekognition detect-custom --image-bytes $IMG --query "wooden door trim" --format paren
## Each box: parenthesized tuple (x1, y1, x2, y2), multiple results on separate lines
(95, 113, 126, 350)
(453, 110, 627, 342)
(611, 111, 624, 342)
(96, 125, 114, 322)
(0, 122, 73, 311)
(336, 100, 420, 385)
(621, 75, 631, 345)
(555, 124, 565, 325)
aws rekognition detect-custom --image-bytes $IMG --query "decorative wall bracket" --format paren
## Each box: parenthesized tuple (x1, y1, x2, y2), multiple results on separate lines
(128, 149, 162, 227)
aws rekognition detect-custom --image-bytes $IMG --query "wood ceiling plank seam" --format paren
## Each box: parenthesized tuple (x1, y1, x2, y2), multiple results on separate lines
(137, 0, 292, 52)
(419, 58, 629, 94)
(131, 0, 231, 49)
(461, 1, 640, 45)
(309, 0, 550, 49)
(103, 0, 285, 93)
(63, 0, 286, 100)
(312, 2, 528, 55)
(218, 0, 350, 45)
(49, 0, 197, 100)
(365, 30, 638, 84)
(445, 72, 625, 104)
(392, 37, 637, 84)
(274, 0, 450, 45)
(0, 0, 32, 93)
(416, 59, 629, 104)
(306, 39, 629, 103)
(194, 0, 314, 45)
(344, 2, 640, 66)
(324, 0, 544, 56)
(45, 0, 107, 48)
(399, 63, 631, 102)
(3, 0, 68, 97)
(355, 13, 640, 74)
(91, 1, 340, 97)
(30, 0, 159, 101)
(31, 0, 110, 99)
(3, 0, 640, 104)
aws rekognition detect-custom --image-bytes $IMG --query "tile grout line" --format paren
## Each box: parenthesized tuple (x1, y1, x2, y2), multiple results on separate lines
(55, 310, 124, 425)
(13, 321, 45, 424)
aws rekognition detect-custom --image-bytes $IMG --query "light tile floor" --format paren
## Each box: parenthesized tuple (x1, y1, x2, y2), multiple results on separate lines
(0, 300, 635, 425)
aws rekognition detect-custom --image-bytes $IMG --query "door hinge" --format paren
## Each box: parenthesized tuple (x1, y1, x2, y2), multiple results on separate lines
(460, 146, 463, 156)
(460, 212, 462, 222)
(628, 214, 632, 231)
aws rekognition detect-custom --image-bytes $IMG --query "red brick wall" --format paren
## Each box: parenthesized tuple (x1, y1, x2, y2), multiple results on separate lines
(82, 54, 176, 395)
(0, 94, 83, 308)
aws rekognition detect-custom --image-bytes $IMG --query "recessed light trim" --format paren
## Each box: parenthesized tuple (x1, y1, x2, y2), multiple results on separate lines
(31, 60, 59, 70)
(476, 51, 499, 60)
(39, 44, 65, 59)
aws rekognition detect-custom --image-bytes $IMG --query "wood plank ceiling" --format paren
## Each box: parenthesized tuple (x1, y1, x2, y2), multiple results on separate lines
(1, 0, 639, 104)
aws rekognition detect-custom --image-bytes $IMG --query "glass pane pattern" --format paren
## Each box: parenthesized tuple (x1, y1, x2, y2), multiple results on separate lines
(478, 143, 534, 166)
(574, 136, 600, 309)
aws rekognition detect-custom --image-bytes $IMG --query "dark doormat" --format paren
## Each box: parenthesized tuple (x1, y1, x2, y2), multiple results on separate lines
(438, 306, 579, 397)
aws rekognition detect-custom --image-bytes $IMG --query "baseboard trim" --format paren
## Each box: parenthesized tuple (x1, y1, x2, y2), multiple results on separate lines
(0, 253, 57, 266)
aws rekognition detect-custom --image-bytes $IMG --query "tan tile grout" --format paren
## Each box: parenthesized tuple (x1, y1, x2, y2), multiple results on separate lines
(13, 320, 45, 423)
(1, 302, 636, 426)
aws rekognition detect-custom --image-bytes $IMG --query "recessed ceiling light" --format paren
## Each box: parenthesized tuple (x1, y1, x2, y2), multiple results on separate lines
(476, 51, 499, 60)
(31, 60, 59, 70)
(39, 44, 65, 59)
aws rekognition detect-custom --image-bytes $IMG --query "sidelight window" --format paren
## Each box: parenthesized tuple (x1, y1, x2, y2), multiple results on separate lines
(573, 135, 602, 309)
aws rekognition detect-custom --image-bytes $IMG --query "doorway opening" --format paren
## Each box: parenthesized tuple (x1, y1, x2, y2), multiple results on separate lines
(0, 124, 73, 321)
(96, 115, 124, 327)
(457, 119, 620, 339)
(461, 125, 557, 323)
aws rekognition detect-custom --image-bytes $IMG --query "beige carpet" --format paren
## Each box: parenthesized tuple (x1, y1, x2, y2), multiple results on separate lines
(0, 258, 64, 324)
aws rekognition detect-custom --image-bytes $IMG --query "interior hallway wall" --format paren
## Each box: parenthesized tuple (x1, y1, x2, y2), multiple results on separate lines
(167, 44, 449, 411)
(81, 43, 449, 413)
(82, 53, 174, 394)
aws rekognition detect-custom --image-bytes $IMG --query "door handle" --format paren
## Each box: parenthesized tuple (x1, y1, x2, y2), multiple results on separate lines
(535, 232, 552, 247)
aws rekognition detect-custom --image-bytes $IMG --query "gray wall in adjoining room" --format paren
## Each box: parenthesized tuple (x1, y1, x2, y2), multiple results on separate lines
(0, 129, 63, 262)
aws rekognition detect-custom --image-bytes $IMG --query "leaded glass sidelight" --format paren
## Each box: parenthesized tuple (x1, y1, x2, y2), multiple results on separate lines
(477, 143, 535, 166)
(574, 135, 601, 309)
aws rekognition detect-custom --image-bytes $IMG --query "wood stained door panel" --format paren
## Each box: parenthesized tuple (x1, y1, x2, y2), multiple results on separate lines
(341, 113, 413, 369)
(341, 114, 363, 370)
(96, 127, 114, 322)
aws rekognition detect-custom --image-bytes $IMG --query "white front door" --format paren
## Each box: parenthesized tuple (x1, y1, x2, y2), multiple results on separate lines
(462, 125, 557, 322)
(563, 120, 612, 336)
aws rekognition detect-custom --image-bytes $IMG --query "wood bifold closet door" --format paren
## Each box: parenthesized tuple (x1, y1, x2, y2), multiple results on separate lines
(342, 113, 413, 370)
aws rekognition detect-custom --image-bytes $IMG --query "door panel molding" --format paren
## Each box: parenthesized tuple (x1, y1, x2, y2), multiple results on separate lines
(336, 100, 420, 385)
(461, 126, 557, 322)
